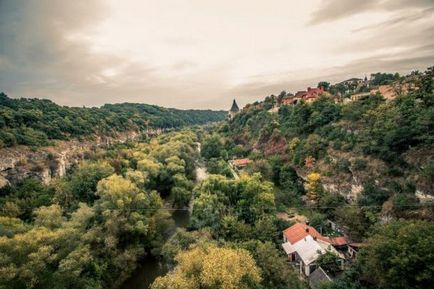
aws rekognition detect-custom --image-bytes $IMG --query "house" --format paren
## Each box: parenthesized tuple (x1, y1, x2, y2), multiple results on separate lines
(228, 99, 240, 120)
(281, 223, 346, 276)
(230, 158, 252, 168)
(341, 78, 364, 86)
(309, 266, 333, 289)
(281, 87, 324, 106)
(347, 243, 367, 259)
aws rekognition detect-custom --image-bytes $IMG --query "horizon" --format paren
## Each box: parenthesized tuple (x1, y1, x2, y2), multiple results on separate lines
(1, 0, 433, 110)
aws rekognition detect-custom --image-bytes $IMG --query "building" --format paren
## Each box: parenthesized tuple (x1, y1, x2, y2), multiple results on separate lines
(341, 78, 364, 86)
(228, 99, 240, 119)
(347, 243, 367, 259)
(230, 158, 252, 168)
(281, 223, 346, 276)
(309, 266, 333, 289)
(281, 87, 324, 106)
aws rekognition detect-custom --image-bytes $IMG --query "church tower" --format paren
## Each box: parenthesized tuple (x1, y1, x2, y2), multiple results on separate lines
(228, 99, 239, 120)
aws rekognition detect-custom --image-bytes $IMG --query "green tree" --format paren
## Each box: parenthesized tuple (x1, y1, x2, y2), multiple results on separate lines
(358, 221, 434, 289)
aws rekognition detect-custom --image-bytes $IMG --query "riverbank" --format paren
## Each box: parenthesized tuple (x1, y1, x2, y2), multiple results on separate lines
(120, 143, 208, 289)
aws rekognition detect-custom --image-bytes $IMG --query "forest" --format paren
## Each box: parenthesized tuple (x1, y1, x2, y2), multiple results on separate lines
(0, 93, 226, 148)
(0, 67, 433, 289)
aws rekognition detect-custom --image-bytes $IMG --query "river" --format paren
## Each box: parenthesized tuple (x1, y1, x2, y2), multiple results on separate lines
(120, 143, 207, 289)
(119, 209, 191, 289)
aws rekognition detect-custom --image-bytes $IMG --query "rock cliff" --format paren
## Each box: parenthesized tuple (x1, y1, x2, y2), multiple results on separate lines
(0, 131, 141, 187)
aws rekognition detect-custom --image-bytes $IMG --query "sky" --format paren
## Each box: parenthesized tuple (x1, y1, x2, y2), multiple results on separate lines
(0, 0, 433, 109)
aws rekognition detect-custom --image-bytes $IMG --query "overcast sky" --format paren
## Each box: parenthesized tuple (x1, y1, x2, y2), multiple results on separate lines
(0, 0, 433, 109)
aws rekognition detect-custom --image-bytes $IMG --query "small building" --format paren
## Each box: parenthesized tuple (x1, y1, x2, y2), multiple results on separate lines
(309, 266, 333, 289)
(228, 99, 240, 120)
(347, 243, 367, 259)
(230, 158, 252, 168)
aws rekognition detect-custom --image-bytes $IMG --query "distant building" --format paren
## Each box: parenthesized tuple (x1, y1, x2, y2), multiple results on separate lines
(228, 99, 240, 120)
(281, 87, 324, 106)
(230, 158, 252, 168)
(340, 78, 364, 86)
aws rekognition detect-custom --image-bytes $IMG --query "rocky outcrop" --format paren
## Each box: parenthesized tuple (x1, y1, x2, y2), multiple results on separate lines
(0, 131, 142, 187)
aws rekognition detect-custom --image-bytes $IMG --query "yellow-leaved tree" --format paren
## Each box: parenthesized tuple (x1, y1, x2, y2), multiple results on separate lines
(151, 245, 262, 289)
(305, 172, 322, 203)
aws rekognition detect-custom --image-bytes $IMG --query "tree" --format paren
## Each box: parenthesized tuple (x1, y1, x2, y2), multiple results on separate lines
(54, 161, 115, 208)
(358, 221, 434, 289)
(334, 207, 372, 241)
(240, 241, 307, 289)
(305, 172, 322, 203)
(317, 252, 342, 275)
(201, 134, 225, 160)
(151, 245, 262, 289)
(318, 81, 330, 91)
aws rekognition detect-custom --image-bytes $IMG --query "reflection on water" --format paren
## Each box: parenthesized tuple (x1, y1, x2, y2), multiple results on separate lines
(120, 209, 190, 289)
(172, 209, 190, 228)
(120, 255, 168, 289)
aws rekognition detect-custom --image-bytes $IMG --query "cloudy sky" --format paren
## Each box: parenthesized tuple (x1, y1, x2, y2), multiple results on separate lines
(0, 0, 433, 109)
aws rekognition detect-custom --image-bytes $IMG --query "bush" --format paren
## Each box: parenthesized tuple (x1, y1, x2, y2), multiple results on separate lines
(352, 158, 367, 171)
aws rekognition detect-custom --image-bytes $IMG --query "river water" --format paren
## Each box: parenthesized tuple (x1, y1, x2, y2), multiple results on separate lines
(120, 209, 191, 289)
(121, 144, 208, 289)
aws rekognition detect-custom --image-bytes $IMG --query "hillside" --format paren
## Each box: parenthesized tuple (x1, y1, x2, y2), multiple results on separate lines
(0, 93, 226, 148)
(203, 66, 433, 231)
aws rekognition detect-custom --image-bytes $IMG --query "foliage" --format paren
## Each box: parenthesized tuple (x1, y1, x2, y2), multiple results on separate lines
(151, 245, 262, 289)
(357, 221, 434, 289)
(0, 93, 225, 147)
(317, 252, 342, 275)
(240, 240, 307, 289)
(191, 174, 276, 233)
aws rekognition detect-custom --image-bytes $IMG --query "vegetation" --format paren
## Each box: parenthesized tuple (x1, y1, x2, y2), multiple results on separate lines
(0, 66, 432, 289)
(152, 245, 262, 289)
(0, 93, 225, 147)
(0, 131, 200, 288)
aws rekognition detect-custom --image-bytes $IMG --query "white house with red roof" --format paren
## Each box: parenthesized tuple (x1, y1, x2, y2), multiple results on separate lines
(281, 223, 346, 276)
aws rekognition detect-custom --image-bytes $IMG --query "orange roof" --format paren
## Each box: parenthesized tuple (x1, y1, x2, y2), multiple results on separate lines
(283, 223, 347, 246)
(231, 158, 252, 166)
(330, 236, 348, 246)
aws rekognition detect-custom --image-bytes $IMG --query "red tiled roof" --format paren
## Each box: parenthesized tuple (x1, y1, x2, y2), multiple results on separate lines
(283, 223, 348, 246)
(294, 91, 307, 98)
(231, 158, 252, 166)
(330, 236, 348, 246)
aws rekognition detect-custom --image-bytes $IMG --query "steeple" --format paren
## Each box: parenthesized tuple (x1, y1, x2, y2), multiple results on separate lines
(230, 99, 239, 113)
(228, 99, 240, 120)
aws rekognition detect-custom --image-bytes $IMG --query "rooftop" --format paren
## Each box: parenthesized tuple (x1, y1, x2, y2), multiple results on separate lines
(230, 99, 240, 112)
(283, 223, 348, 246)
(231, 158, 252, 166)
(309, 267, 332, 289)
(282, 235, 326, 265)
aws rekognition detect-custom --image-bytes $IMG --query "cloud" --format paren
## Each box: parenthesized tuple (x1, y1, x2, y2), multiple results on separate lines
(0, 1, 432, 110)
(309, 0, 434, 24)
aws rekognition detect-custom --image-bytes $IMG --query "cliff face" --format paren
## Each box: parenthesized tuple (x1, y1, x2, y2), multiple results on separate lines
(0, 131, 141, 187)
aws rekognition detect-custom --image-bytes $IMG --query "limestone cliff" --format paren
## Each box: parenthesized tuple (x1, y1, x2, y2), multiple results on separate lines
(0, 131, 141, 187)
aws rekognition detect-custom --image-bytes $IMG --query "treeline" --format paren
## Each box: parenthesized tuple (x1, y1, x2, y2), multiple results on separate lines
(0, 131, 200, 288)
(0, 93, 226, 147)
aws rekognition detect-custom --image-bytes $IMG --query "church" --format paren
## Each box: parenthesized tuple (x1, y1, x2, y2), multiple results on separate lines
(228, 99, 239, 120)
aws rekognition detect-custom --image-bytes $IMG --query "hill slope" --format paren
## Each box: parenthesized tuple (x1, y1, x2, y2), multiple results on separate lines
(0, 93, 226, 147)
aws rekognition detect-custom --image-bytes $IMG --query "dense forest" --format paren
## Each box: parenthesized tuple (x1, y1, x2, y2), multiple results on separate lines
(0, 93, 226, 148)
(0, 67, 433, 289)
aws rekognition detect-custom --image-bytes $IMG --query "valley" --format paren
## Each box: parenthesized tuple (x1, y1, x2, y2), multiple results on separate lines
(0, 67, 433, 289)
